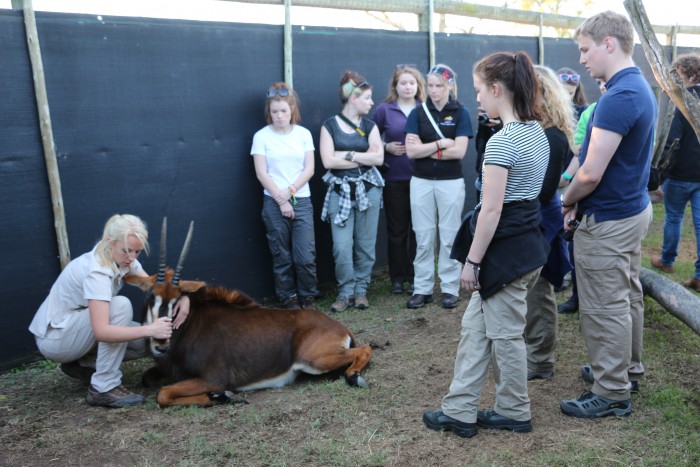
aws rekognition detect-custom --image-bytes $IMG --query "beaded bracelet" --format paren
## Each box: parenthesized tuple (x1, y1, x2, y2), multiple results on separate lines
(466, 257, 480, 281)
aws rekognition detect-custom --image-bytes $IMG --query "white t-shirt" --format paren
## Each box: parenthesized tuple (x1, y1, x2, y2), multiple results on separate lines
(250, 125, 314, 198)
(29, 247, 144, 338)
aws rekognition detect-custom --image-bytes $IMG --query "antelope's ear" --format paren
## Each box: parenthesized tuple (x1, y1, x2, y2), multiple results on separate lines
(124, 274, 157, 292)
(179, 280, 206, 293)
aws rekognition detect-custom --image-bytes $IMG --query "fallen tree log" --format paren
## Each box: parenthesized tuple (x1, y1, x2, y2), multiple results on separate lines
(640, 268, 700, 335)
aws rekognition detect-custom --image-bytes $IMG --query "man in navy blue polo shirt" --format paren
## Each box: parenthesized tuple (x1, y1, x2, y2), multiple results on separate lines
(558, 11, 656, 419)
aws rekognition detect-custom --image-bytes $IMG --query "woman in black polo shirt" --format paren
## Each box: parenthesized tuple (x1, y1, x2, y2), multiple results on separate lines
(405, 64, 473, 309)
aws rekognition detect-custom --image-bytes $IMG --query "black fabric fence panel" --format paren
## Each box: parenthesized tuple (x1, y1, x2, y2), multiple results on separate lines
(1, 11, 62, 369)
(0, 9, 682, 369)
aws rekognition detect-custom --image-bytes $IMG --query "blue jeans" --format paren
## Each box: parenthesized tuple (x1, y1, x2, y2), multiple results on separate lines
(327, 187, 381, 297)
(262, 196, 319, 301)
(661, 179, 700, 279)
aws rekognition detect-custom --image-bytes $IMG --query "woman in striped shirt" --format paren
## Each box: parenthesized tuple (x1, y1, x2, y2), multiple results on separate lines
(423, 51, 551, 438)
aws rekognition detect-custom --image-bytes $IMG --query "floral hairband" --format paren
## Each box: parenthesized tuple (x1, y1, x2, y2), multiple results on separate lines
(430, 66, 454, 83)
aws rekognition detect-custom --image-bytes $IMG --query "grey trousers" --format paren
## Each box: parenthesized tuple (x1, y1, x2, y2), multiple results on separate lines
(441, 268, 540, 423)
(575, 204, 652, 400)
(35, 296, 148, 393)
(262, 196, 319, 301)
(524, 275, 558, 373)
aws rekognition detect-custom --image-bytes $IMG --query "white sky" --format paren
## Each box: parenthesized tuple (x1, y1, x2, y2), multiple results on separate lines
(1, 0, 699, 47)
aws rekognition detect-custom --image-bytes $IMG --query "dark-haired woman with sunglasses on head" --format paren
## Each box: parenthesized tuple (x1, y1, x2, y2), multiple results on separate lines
(372, 65, 426, 295)
(251, 82, 319, 310)
(404, 64, 473, 310)
(320, 71, 384, 313)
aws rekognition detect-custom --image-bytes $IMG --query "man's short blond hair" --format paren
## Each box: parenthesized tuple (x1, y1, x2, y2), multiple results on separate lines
(574, 11, 634, 56)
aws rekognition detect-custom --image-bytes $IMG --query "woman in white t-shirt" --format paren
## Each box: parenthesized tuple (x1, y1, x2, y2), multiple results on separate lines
(251, 83, 319, 310)
(29, 214, 187, 408)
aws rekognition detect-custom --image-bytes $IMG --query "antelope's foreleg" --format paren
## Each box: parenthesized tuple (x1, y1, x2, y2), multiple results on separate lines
(157, 378, 228, 407)
(342, 344, 372, 388)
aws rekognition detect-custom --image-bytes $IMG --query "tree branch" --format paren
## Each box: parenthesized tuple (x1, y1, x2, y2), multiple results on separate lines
(624, 0, 700, 143)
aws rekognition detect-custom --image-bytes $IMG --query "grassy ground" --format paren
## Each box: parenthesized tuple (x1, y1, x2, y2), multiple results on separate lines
(0, 201, 698, 466)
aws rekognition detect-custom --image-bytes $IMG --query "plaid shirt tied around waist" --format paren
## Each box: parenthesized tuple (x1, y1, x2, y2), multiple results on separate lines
(321, 166, 384, 227)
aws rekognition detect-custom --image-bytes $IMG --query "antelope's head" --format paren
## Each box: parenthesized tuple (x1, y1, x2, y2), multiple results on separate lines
(125, 217, 205, 357)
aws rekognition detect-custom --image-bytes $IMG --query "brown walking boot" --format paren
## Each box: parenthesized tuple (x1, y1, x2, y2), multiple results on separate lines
(650, 255, 674, 274)
(87, 384, 145, 408)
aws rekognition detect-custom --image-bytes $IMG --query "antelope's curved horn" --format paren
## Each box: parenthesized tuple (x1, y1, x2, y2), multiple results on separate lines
(156, 217, 167, 284)
(171, 221, 194, 286)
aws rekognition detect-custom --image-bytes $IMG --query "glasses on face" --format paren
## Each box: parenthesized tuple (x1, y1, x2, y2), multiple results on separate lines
(558, 73, 580, 84)
(266, 88, 290, 98)
(396, 63, 417, 69)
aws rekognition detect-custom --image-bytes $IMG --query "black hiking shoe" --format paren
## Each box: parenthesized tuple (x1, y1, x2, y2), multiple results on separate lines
(407, 294, 433, 309)
(477, 407, 532, 433)
(423, 409, 477, 438)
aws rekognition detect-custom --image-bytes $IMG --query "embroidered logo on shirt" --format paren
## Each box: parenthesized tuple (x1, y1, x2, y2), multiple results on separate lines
(441, 116, 455, 126)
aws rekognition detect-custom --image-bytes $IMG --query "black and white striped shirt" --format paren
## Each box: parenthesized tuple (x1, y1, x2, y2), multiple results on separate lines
(478, 121, 549, 207)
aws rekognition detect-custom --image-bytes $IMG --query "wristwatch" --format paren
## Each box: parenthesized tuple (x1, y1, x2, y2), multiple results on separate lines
(344, 151, 356, 162)
(560, 193, 575, 209)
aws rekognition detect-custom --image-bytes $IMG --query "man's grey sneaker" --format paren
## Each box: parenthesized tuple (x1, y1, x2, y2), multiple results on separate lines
(560, 390, 633, 418)
(477, 407, 532, 433)
(60, 361, 95, 384)
(354, 292, 370, 309)
(527, 369, 554, 381)
(330, 295, 353, 313)
(580, 364, 639, 393)
(87, 384, 145, 408)
(422, 409, 478, 438)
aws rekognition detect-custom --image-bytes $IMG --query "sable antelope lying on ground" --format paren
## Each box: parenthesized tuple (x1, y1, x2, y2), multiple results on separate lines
(125, 219, 372, 407)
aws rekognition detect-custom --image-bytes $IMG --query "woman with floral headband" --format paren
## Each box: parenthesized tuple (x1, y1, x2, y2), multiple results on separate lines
(251, 82, 319, 310)
(320, 71, 384, 312)
(405, 64, 473, 310)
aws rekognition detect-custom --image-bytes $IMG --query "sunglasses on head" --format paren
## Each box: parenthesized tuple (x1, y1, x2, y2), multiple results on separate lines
(266, 88, 290, 98)
(350, 80, 370, 93)
(558, 73, 580, 84)
(396, 63, 417, 69)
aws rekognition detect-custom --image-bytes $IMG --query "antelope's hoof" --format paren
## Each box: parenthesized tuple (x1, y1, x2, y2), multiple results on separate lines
(347, 373, 369, 389)
(208, 390, 249, 405)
